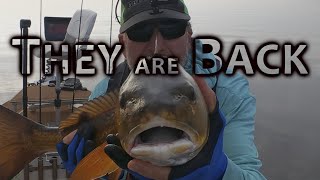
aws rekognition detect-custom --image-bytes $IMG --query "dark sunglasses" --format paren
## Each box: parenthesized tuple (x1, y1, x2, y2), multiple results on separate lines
(126, 20, 188, 42)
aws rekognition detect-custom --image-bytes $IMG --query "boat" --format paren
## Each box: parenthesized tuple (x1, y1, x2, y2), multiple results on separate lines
(3, 82, 91, 125)
(5, 8, 97, 123)
(2, 7, 99, 179)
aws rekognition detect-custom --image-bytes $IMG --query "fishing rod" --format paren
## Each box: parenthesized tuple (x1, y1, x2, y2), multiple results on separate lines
(39, 0, 43, 124)
(72, 0, 119, 104)
(114, 0, 129, 90)
(37, 0, 85, 124)
(110, 0, 114, 46)
(115, 0, 121, 24)
(108, 0, 116, 74)
(71, 0, 85, 113)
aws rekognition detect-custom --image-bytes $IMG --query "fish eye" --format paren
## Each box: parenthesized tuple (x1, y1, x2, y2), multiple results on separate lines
(185, 86, 196, 101)
(128, 97, 137, 104)
(120, 96, 138, 109)
(174, 93, 185, 101)
(172, 83, 196, 102)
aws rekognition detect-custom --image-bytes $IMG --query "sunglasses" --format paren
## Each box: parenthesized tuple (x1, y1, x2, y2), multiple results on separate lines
(126, 20, 188, 42)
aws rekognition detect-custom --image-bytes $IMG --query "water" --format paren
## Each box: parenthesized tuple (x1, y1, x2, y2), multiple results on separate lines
(1, 0, 320, 179)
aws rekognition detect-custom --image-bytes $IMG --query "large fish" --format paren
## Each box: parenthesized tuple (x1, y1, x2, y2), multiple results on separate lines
(0, 66, 209, 179)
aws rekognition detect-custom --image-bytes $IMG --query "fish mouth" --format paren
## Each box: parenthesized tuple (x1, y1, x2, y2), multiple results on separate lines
(134, 126, 189, 146)
(132, 126, 194, 157)
(124, 116, 202, 166)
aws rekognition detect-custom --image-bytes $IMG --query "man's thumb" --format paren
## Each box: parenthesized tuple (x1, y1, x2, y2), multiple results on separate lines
(193, 76, 216, 112)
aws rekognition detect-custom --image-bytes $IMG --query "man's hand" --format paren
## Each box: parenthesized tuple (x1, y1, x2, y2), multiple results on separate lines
(128, 160, 171, 180)
(56, 123, 96, 175)
(105, 76, 219, 180)
(193, 76, 216, 113)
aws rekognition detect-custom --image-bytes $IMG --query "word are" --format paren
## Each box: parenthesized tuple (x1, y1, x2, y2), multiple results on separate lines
(134, 57, 179, 75)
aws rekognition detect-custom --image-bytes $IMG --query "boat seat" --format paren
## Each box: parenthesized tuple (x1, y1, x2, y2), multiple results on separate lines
(34, 9, 97, 60)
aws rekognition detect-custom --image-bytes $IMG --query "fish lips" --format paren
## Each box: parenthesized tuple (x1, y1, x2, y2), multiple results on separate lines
(122, 116, 207, 166)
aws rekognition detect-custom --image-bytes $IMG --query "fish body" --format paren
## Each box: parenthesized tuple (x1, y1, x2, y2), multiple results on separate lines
(0, 65, 209, 179)
(118, 67, 209, 166)
(0, 106, 60, 179)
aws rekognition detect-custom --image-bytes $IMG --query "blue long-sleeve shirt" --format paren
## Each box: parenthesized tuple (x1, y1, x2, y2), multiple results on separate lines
(89, 41, 266, 180)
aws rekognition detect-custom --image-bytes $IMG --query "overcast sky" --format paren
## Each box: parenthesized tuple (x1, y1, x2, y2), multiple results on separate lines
(0, 0, 319, 59)
(1, 0, 319, 36)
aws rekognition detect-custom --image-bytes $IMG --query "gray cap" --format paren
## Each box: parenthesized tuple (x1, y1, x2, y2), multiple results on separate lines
(120, 0, 190, 33)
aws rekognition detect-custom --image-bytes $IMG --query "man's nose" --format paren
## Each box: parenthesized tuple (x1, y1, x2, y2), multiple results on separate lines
(149, 30, 168, 55)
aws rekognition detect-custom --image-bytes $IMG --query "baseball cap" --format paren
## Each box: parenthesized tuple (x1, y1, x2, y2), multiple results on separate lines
(120, 0, 191, 33)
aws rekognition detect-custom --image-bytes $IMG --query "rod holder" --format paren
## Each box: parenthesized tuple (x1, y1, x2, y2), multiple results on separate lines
(51, 157, 58, 179)
(38, 156, 44, 180)
(23, 164, 29, 180)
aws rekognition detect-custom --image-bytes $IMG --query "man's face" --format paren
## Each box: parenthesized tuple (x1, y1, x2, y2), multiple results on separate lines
(119, 20, 192, 69)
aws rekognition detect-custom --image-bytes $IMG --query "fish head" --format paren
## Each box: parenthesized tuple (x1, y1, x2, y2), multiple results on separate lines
(117, 66, 209, 166)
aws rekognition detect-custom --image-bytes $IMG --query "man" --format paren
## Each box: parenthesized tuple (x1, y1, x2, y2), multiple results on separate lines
(57, 0, 266, 179)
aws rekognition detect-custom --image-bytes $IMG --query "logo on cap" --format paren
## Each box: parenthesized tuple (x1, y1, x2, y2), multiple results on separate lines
(128, 0, 146, 8)
(150, 0, 177, 15)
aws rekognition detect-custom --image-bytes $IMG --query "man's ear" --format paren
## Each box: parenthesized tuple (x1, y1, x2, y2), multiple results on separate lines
(187, 27, 193, 37)
(186, 28, 193, 49)
(118, 33, 127, 59)
(118, 33, 125, 44)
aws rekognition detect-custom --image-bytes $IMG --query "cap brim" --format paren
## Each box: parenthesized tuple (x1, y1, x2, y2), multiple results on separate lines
(120, 9, 190, 33)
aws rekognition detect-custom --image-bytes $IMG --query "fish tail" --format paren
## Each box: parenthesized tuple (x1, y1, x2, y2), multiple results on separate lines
(0, 105, 60, 179)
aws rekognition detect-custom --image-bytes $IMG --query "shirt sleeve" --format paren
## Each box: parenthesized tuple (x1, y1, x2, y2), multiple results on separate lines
(190, 39, 265, 179)
(216, 72, 266, 180)
(88, 77, 110, 100)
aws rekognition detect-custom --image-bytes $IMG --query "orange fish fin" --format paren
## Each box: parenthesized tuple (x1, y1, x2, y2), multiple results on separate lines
(107, 169, 123, 180)
(0, 105, 49, 179)
(70, 142, 119, 180)
(59, 91, 119, 132)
